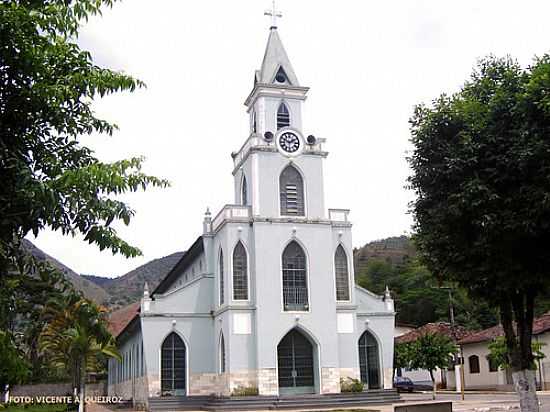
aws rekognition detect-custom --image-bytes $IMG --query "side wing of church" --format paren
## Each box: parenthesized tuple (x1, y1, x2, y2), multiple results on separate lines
(107, 23, 395, 404)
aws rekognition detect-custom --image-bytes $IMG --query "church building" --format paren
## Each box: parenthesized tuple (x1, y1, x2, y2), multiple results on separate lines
(107, 15, 396, 404)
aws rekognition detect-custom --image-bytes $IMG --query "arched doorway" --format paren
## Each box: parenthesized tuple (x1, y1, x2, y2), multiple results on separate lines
(161, 332, 186, 396)
(358, 330, 381, 390)
(277, 329, 315, 395)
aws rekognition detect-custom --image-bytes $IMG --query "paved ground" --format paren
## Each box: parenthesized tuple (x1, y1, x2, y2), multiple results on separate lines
(374, 391, 550, 411)
(87, 391, 550, 412)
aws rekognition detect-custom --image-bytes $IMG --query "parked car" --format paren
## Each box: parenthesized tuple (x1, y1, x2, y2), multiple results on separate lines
(394, 376, 415, 392)
(394, 376, 434, 392)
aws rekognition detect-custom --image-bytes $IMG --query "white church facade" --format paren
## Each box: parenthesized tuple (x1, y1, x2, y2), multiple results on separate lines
(107, 20, 395, 403)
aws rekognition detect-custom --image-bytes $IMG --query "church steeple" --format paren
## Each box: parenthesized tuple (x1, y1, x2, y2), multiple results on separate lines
(256, 28, 299, 86)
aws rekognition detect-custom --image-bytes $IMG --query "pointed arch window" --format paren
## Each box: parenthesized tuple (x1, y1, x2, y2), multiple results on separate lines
(241, 175, 248, 206)
(335, 245, 350, 301)
(277, 102, 290, 130)
(219, 333, 226, 373)
(280, 165, 304, 216)
(161, 332, 186, 395)
(232, 242, 248, 300)
(282, 241, 308, 311)
(219, 249, 224, 305)
(251, 111, 257, 134)
(358, 330, 381, 389)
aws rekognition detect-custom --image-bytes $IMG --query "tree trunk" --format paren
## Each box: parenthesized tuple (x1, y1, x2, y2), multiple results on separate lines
(500, 291, 540, 412)
(78, 358, 86, 412)
(429, 369, 436, 400)
(512, 369, 539, 412)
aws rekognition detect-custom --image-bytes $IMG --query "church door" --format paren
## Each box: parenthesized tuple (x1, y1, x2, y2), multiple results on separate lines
(161, 332, 186, 396)
(358, 330, 381, 390)
(277, 329, 315, 395)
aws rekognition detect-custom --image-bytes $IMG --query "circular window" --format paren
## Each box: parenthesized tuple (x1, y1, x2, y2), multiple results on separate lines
(275, 73, 286, 83)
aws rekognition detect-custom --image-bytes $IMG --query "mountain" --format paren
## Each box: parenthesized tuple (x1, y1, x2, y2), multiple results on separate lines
(81, 274, 113, 287)
(22, 239, 183, 309)
(101, 252, 184, 308)
(354, 235, 416, 275)
(22, 239, 110, 304)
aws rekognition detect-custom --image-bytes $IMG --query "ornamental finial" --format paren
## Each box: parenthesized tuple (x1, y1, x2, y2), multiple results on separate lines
(264, 0, 282, 29)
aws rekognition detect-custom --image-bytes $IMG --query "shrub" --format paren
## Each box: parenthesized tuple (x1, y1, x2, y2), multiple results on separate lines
(340, 377, 364, 393)
(231, 386, 259, 396)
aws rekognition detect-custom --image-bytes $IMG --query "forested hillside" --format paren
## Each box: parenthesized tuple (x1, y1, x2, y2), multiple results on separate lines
(354, 236, 498, 330)
(28, 236, 550, 325)
(354, 236, 550, 329)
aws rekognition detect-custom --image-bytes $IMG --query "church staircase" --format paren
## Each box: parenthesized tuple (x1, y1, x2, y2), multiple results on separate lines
(148, 389, 401, 411)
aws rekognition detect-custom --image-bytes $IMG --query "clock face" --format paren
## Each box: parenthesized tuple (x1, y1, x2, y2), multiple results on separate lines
(279, 132, 301, 153)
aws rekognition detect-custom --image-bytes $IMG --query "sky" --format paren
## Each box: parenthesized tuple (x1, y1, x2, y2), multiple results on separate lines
(29, 0, 550, 278)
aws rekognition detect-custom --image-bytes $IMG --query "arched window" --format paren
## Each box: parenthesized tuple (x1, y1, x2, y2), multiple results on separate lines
(161, 332, 186, 395)
(251, 111, 257, 133)
(232, 242, 248, 300)
(335, 245, 350, 301)
(282, 241, 308, 311)
(358, 330, 381, 389)
(219, 333, 226, 373)
(219, 249, 224, 305)
(469, 355, 480, 374)
(277, 102, 290, 130)
(242, 175, 248, 206)
(279, 165, 304, 216)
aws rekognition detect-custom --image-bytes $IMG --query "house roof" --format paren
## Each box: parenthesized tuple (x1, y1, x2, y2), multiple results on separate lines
(458, 312, 550, 345)
(257, 28, 299, 86)
(108, 302, 140, 338)
(395, 322, 469, 344)
(152, 236, 204, 295)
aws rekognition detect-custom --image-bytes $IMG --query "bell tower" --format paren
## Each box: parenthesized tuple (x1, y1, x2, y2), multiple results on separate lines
(233, 6, 327, 220)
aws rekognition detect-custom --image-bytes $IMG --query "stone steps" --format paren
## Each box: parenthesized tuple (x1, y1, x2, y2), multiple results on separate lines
(148, 390, 400, 411)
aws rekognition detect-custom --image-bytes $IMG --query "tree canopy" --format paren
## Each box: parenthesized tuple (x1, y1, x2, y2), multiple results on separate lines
(408, 54, 550, 410)
(0, 0, 168, 386)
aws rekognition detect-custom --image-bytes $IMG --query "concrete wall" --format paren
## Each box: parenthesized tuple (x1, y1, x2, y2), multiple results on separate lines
(535, 332, 550, 390)
(462, 342, 499, 389)
(11, 382, 106, 397)
(108, 325, 148, 406)
(355, 287, 395, 390)
(240, 150, 326, 219)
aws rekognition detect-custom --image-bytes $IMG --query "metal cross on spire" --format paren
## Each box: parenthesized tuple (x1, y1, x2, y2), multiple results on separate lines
(264, 0, 282, 29)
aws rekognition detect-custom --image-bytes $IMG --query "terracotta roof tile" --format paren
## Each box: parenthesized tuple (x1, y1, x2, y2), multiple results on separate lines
(395, 322, 469, 344)
(458, 312, 550, 345)
(108, 302, 140, 337)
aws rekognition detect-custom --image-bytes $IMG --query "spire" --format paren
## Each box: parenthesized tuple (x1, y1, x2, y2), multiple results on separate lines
(257, 28, 299, 86)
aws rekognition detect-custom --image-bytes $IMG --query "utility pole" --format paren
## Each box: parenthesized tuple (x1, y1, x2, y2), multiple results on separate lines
(433, 285, 465, 400)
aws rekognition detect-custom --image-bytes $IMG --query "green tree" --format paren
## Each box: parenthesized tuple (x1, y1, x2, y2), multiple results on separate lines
(408, 333, 457, 400)
(488, 336, 546, 370)
(409, 55, 550, 411)
(393, 342, 413, 379)
(1, 0, 168, 386)
(0, 331, 30, 392)
(40, 295, 120, 412)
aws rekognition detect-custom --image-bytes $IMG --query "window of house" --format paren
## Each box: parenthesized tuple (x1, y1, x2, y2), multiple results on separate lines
(335, 245, 350, 301)
(279, 165, 304, 216)
(469, 355, 480, 374)
(219, 249, 224, 305)
(282, 241, 309, 311)
(232, 242, 248, 300)
(277, 102, 290, 130)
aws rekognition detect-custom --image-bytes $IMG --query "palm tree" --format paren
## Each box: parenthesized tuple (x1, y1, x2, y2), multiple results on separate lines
(40, 294, 120, 412)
